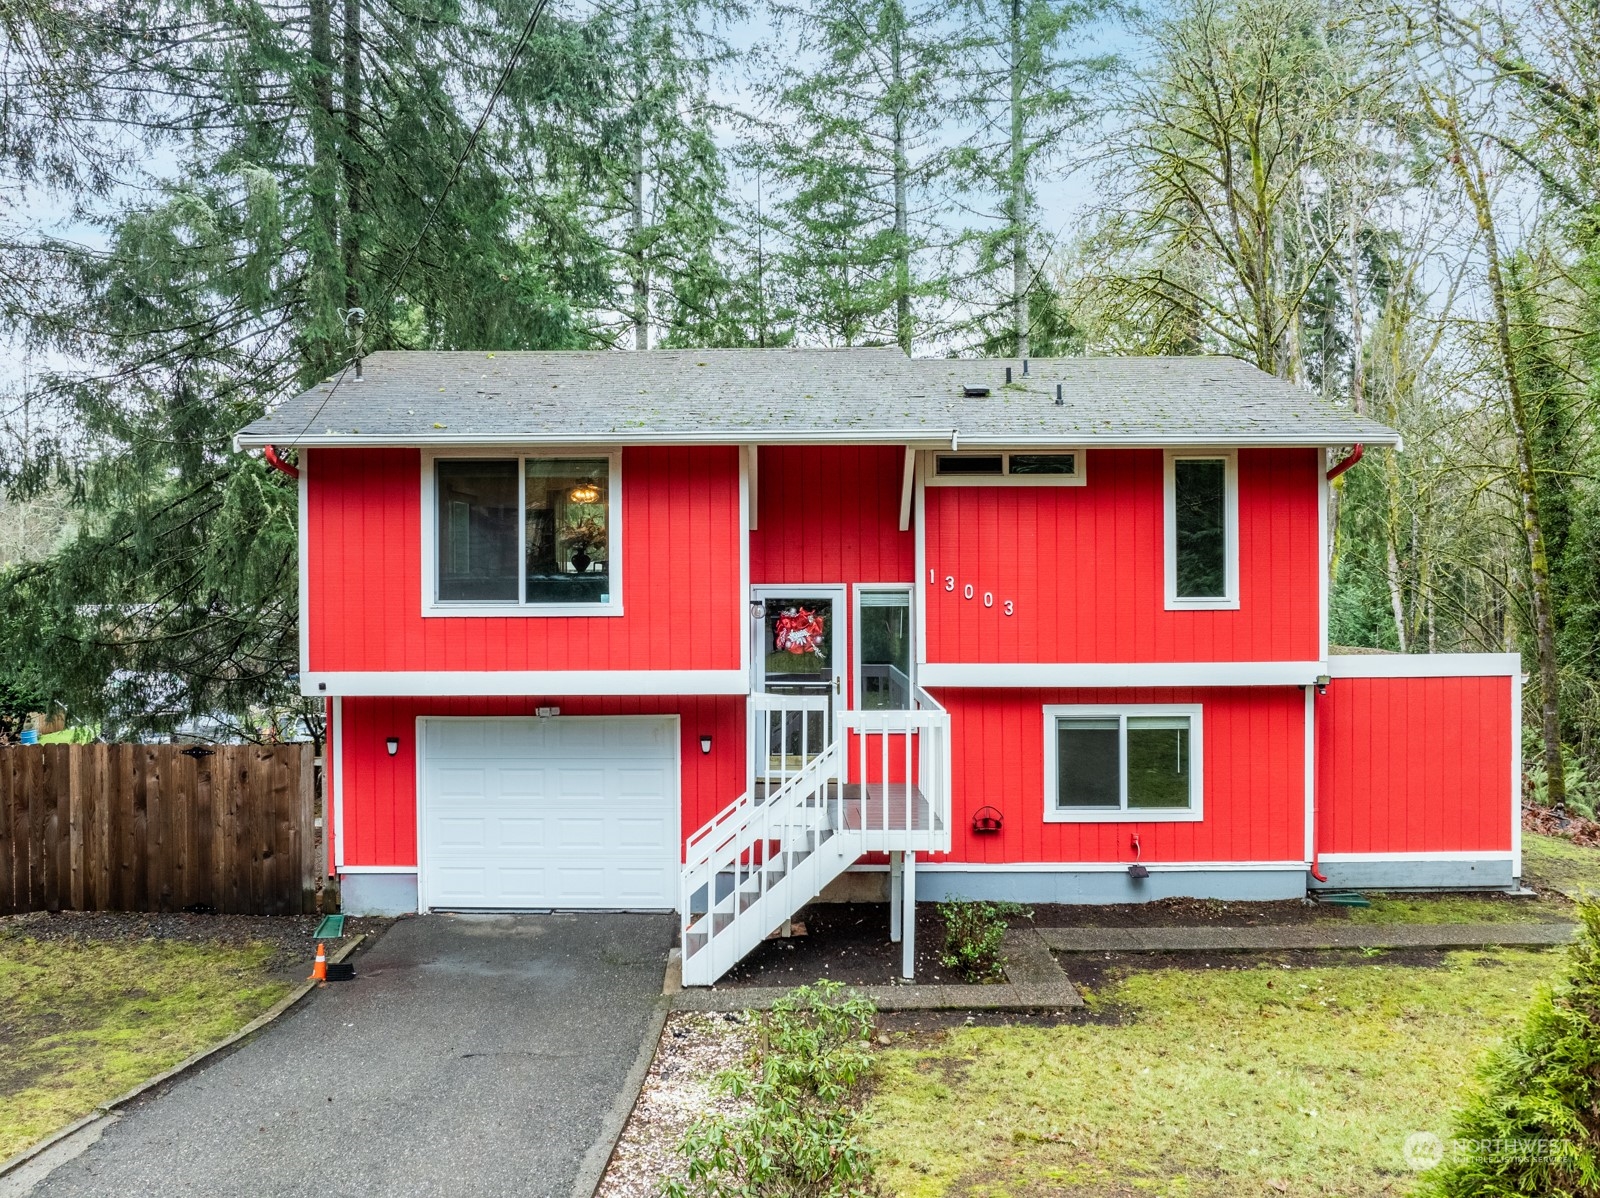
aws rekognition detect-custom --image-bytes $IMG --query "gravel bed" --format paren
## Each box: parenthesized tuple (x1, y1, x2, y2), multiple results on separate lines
(597, 1012, 755, 1198)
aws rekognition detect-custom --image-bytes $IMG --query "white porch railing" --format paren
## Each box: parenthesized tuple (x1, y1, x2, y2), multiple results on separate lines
(679, 690, 951, 987)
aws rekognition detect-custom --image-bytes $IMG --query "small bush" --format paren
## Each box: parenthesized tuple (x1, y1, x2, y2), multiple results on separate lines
(1415, 902, 1600, 1197)
(1526, 734, 1600, 821)
(937, 900, 1033, 983)
(666, 981, 878, 1198)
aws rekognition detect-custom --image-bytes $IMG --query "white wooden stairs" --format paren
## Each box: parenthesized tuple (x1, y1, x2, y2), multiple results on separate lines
(679, 693, 951, 987)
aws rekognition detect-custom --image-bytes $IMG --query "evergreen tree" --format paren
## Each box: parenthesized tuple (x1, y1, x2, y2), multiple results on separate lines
(951, 0, 1113, 356)
(0, 0, 614, 737)
(758, 0, 950, 351)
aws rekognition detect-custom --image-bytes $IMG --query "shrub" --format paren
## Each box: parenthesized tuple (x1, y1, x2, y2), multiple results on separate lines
(1526, 733, 1600, 821)
(666, 981, 878, 1198)
(937, 899, 1033, 983)
(1415, 902, 1600, 1197)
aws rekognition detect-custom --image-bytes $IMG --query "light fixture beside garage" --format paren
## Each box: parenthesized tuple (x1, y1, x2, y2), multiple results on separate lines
(700, 735, 713, 754)
(386, 736, 399, 756)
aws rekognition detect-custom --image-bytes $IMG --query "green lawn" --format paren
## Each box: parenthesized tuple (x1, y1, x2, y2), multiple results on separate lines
(0, 938, 292, 1161)
(867, 949, 1559, 1198)
(1522, 830, 1600, 897)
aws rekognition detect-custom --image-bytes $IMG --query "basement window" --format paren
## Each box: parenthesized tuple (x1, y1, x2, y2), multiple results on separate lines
(429, 452, 621, 614)
(1164, 450, 1238, 610)
(929, 450, 1085, 486)
(1043, 706, 1203, 822)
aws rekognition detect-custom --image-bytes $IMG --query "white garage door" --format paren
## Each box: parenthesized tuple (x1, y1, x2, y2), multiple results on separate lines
(420, 717, 679, 910)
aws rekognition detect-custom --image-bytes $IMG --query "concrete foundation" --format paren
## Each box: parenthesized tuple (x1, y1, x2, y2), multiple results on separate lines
(338, 871, 419, 915)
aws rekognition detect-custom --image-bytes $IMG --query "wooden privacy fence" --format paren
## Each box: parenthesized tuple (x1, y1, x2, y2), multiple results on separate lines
(0, 743, 315, 916)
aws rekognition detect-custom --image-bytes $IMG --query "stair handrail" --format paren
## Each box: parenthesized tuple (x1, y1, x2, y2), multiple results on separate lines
(684, 734, 842, 872)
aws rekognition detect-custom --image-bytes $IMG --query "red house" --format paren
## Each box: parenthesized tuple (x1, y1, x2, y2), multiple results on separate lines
(238, 349, 1521, 984)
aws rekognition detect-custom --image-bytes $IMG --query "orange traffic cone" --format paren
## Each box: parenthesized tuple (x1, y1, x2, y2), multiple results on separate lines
(309, 941, 327, 985)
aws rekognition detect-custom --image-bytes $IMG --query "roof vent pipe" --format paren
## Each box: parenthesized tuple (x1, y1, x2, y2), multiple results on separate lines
(1022, 358, 1029, 376)
(1005, 366, 1012, 384)
(1055, 384, 1064, 406)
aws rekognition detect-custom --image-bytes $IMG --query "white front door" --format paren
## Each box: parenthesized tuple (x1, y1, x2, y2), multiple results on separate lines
(419, 716, 679, 910)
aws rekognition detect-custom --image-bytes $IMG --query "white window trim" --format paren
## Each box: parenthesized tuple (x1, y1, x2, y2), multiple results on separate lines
(420, 448, 624, 618)
(1163, 449, 1239, 611)
(925, 449, 1087, 486)
(852, 584, 916, 711)
(1042, 703, 1204, 824)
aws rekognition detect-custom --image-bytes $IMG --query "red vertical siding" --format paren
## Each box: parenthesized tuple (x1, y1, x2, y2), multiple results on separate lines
(306, 446, 744, 673)
(1316, 675, 1513, 854)
(931, 686, 1306, 864)
(923, 448, 1320, 663)
(750, 446, 914, 584)
(335, 695, 747, 867)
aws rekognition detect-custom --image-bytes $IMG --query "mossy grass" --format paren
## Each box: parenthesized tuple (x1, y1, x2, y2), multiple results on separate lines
(0, 937, 291, 1160)
(866, 949, 1559, 1197)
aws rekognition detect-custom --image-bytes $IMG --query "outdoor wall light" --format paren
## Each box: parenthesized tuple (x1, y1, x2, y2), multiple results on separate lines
(1314, 674, 1331, 696)
(750, 599, 766, 620)
(386, 736, 400, 757)
(700, 735, 713, 755)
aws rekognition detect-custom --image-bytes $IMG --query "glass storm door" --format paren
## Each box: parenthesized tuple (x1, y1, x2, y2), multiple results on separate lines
(754, 588, 844, 772)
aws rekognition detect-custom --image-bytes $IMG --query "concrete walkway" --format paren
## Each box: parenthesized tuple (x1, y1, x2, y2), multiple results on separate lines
(1037, 921, 1578, 953)
(22, 914, 675, 1198)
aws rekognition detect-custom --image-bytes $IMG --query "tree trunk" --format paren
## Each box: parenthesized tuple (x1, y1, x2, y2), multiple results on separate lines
(1009, 0, 1028, 359)
(891, 14, 911, 356)
(630, 1, 649, 353)
(1347, 203, 1365, 415)
(307, 0, 342, 371)
(342, 0, 363, 315)
(1438, 100, 1564, 806)
(631, 123, 648, 350)
(1384, 448, 1407, 651)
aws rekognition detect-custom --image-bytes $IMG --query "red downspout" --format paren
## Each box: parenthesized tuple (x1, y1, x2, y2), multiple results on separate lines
(264, 445, 300, 480)
(1325, 443, 1363, 481)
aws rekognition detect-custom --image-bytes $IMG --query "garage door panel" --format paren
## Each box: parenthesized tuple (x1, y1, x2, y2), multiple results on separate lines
(497, 768, 543, 798)
(615, 867, 672, 904)
(497, 817, 544, 848)
(615, 817, 666, 848)
(422, 718, 677, 910)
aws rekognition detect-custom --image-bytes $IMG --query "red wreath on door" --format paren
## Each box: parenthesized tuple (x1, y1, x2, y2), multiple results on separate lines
(773, 606, 826, 656)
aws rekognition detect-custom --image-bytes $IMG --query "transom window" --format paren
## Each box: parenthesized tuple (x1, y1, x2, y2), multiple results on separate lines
(432, 453, 618, 611)
(1043, 706, 1202, 822)
(1164, 451, 1238, 609)
(929, 450, 1085, 486)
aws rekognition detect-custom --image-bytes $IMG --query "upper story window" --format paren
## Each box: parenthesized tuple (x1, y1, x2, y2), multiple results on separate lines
(1043, 704, 1203, 822)
(430, 452, 619, 614)
(928, 450, 1085, 486)
(1164, 450, 1238, 610)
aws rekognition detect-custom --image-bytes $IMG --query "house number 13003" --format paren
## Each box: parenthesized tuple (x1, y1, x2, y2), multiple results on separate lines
(935, 572, 1015, 616)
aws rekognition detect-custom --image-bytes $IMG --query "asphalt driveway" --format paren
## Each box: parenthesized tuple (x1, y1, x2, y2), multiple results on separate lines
(25, 913, 675, 1198)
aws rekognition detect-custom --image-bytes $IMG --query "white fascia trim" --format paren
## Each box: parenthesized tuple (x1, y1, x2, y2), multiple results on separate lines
(332, 695, 345, 871)
(240, 431, 1403, 450)
(338, 865, 420, 874)
(1318, 461, 1330, 662)
(849, 860, 1309, 873)
(1317, 851, 1516, 862)
(919, 661, 1323, 688)
(1512, 666, 1523, 879)
(899, 446, 915, 531)
(1325, 653, 1522, 678)
(298, 458, 311, 673)
(1303, 685, 1315, 868)
(739, 447, 752, 679)
(301, 669, 750, 697)
(913, 452, 928, 667)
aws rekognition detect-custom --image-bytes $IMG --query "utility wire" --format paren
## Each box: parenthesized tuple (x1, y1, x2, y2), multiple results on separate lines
(284, 0, 552, 448)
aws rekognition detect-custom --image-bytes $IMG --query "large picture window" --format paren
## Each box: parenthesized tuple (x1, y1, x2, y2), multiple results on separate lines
(1043, 705, 1202, 822)
(1164, 451, 1238, 610)
(431, 453, 618, 612)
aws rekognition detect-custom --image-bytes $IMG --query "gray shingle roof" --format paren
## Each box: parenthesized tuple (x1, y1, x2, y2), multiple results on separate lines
(236, 348, 1399, 448)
